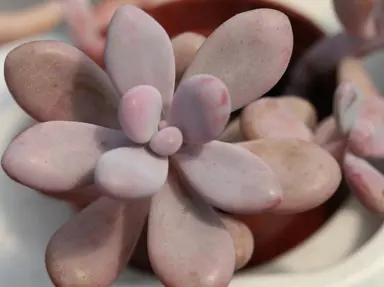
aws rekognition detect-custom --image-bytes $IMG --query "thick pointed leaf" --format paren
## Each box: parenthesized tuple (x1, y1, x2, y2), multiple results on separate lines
(240, 139, 341, 213)
(333, 82, 363, 136)
(46, 196, 150, 286)
(337, 57, 381, 98)
(183, 9, 293, 111)
(344, 153, 384, 213)
(149, 126, 183, 156)
(171, 32, 206, 82)
(347, 94, 384, 157)
(59, 0, 106, 67)
(168, 74, 231, 144)
(333, 0, 376, 39)
(148, 171, 235, 287)
(105, 5, 175, 113)
(277, 96, 318, 129)
(218, 118, 245, 143)
(94, 147, 168, 199)
(172, 141, 282, 214)
(314, 116, 340, 145)
(220, 215, 254, 270)
(240, 98, 313, 141)
(4, 40, 120, 128)
(1, 121, 128, 192)
(119, 85, 162, 143)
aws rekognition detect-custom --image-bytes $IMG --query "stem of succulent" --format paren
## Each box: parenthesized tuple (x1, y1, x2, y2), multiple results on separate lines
(0, 1, 63, 45)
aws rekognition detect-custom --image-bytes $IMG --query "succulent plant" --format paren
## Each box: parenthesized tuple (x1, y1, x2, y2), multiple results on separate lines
(317, 62, 384, 214)
(1, 4, 306, 286)
(286, 0, 384, 102)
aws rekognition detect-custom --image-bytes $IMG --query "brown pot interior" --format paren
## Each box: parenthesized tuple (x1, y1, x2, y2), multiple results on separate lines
(126, 0, 344, 273)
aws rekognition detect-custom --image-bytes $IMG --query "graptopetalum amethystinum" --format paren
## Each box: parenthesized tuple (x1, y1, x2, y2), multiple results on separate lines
(5, 3, 378, 287)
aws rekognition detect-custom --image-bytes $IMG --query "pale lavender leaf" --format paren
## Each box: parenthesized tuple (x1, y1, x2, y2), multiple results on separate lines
(349, 121, 384, 157)
(344, 153, 384, 213)
(314, 116, 339, 145)
(105, 5, 175, 113)
(148, 171, 235, 287)
(183, 9, 293, 111)
(171, 32, 206, 83)
(333, 0, 376, 39)
(168, 74, 231, 144)
(149, 126, 183, 157)
(1, 121, 128, 192)
(119, 85, 162, 143)
(46, 196, 150, 286)
(4, 40, 120, 128)
(172, 141, 282, 214)
(240, 139, 342, 213)
(240, 97, 313, 141)
(220, 215, 254, 270)
(333, 82, 363, 136)
(58, 0, 104, 63)
(94, 147, 168, 199)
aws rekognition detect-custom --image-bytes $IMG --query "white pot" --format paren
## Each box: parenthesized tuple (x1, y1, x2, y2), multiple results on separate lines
(1, 1, 384, 286)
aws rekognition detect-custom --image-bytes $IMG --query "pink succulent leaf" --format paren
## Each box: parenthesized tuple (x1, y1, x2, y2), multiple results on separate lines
(333, 82, 363, 136)
(46, 196, 150, 286)
(171, 141, 283, 214)
(119, 85, 163, 144)
(94, 147, 168, 200)
(343, 153, 384, 213)
(168, 74, 231, 145)
(348, 121, 384, 157)
(183, 8, 293, 112)
(4, 40, 120, 128)
(56, 0, 105, 64)
(1, 121, 129, 193)
(333, 0, 376, 39)
(148, 170, 235, 287)
(105, 5, 175, 114)
(149, 127, 183, 157)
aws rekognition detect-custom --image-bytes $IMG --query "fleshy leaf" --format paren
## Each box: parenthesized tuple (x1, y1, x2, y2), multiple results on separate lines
(314, 116, 339, 145)
(148, 171, 235, 287)
(168, 74, 231, 144)
(349, 121, 384, 157)
(46, 196, 149, 286)
(240, 97, 313, 141)
(172, 141, 282, 214)
(337, 57, 381, 98)
(220, 215, 254, 270)
(149, 127, 183, 157)
(119, 85, 162, 144)
(105, 5, 175, 113)
(94, 147, 168, 199)
(4, 40, 120, 128)
(240, 139, 342, 213)
(344, 153, 384, 213)
(333, 0, 376, 39)
(1, 121, 128, 192)
(183, 8, 293, 111)
(171, 32, 206, 83)
(58, 0, 105, 67)
(333, 82, 363, 136)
